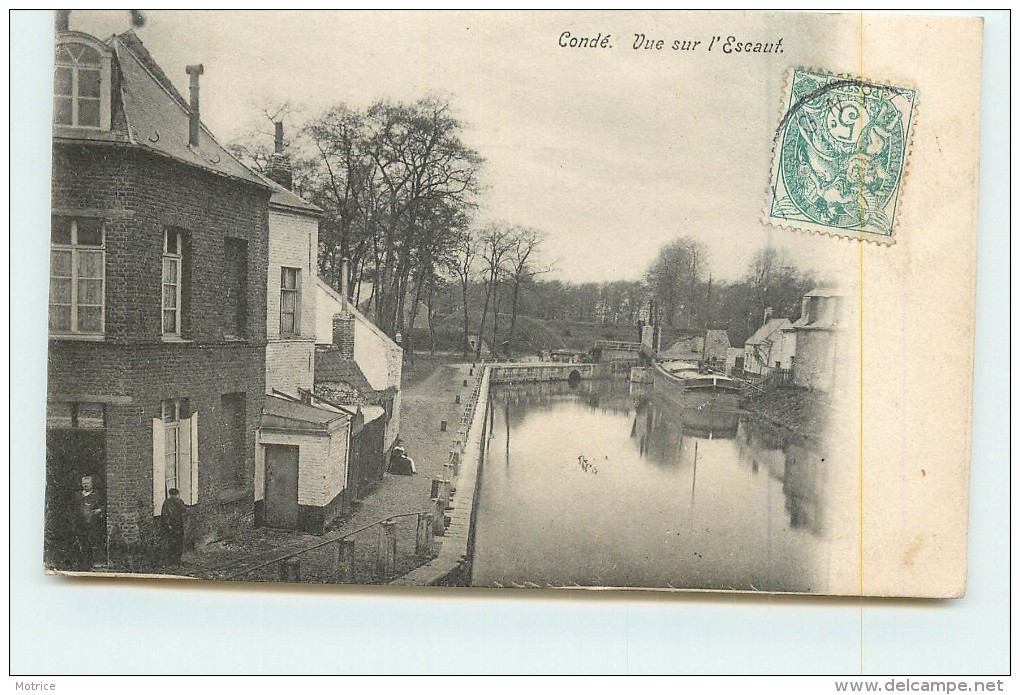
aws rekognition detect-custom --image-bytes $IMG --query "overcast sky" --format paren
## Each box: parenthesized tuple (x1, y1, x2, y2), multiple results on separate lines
(67, 10, 854, 285)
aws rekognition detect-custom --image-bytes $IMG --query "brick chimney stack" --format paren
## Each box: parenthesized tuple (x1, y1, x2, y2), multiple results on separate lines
(332, 314, 356, 359)
(265, 121, 294, 190)
(185, 64, 204, 147)
(55, 10, 71, 32)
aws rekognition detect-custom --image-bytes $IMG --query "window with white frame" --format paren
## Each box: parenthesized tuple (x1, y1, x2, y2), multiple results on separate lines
(280, 267, 300, 336)
(54, 40, 110, 129)
(153, 398, 198, 512)
(162, 228, 185, 337)
(50, 216, 105, 336)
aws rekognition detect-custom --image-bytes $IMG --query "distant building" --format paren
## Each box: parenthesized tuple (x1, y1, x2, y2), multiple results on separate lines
(660, 329, 731, 368)
(47, 27, 273, 566)
(783, 288, 843, 393)
(742, 318, 792, 376)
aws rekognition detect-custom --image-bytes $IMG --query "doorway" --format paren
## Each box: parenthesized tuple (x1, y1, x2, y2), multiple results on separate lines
(45, 427, 107, 568)
(264, 444, 299, 529)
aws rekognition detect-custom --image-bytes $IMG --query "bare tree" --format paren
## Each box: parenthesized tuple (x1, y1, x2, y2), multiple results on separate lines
(363, 97, 483, 337)
(452, 228, 478, 357)
(504, 227, 551, 357)
(476, 223, 515, 361)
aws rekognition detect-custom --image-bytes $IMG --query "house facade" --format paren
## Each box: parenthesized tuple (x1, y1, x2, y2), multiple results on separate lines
(243, 124, 360, 536)
(742, 318, 792, 376)
(46, 28, 271, 568)
(785, 289, 843, 393)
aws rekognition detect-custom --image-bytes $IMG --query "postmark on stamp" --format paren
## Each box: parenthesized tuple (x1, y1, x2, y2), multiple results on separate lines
(765, 68, 917, 244)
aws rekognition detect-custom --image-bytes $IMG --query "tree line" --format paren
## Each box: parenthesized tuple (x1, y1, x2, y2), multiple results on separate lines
(231, 100, 816, 359)
(230, 97, 482, 359)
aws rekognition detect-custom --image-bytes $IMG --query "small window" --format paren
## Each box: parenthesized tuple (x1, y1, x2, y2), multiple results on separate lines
(54, 41, 109, 129)
(162, 228, 186, 337)
(280, 267, 300, 337)
(50, 216, 105, 336)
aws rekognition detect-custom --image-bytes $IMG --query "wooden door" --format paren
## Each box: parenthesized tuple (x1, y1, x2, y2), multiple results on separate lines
(264, 444, 299, 529)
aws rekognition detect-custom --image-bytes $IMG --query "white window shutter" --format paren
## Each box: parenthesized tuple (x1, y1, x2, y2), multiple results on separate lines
(178, 415, 193, 505)
(189, 411, 200, 505)
(152, 417, 165, 516)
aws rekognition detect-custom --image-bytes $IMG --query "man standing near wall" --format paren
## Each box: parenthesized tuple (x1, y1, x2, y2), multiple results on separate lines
(71, 475, 104, 570)
(160, 489, 186, 566)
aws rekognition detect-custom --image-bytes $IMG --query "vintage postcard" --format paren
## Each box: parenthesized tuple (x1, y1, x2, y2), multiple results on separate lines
(43, 10, 982, 598)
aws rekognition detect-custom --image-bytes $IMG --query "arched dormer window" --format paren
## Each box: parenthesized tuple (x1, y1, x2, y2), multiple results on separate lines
(54, 34, 112, 130)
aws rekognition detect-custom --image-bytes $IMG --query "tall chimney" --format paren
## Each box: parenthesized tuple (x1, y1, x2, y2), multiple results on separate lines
(265, 121, 294, 189)
(340, 258, 350, 308)
(274, 121, 284, 154)
(185, 64, 204, 147)
(55, 10, 71, 32)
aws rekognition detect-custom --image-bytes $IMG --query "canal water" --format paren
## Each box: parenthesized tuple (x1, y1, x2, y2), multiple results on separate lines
(471, 377, 832, 593)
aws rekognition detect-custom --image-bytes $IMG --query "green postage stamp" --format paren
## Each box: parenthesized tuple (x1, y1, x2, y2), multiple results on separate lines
(766, 68, 917, 244)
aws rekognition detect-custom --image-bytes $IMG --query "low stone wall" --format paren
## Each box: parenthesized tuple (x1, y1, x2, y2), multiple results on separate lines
(488, 362, 596, 385)
(391, 365, 491, 586)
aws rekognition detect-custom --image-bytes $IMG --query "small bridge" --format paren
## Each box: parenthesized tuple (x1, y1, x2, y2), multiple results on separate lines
(592, 339, 644, 369)
(488, 362, 597, 385)
(593, 340, 643, 351)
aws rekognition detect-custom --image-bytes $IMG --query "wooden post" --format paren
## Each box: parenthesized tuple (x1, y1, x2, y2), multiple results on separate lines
(444, 462, 456, 493)
(415, 512, 435, 556)
(433, 499, 446, 537)
(335, 539, 355, 583)
(377, 520, 397, 578)
(431, 477, 442, 499)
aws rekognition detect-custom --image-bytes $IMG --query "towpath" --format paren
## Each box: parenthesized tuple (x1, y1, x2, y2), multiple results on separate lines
(180, 359, 473, 582)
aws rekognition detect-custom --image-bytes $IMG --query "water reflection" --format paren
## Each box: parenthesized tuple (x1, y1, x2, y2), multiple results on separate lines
(472, 377, 832, 592)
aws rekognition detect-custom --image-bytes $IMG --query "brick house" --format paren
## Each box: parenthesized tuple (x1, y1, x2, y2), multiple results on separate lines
(46, 26, 272, 569)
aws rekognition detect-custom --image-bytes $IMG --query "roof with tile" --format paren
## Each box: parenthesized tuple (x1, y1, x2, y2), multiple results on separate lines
(315, 352, 376, 395)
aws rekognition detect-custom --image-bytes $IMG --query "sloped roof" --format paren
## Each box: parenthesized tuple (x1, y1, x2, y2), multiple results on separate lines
(315, 352, 376, 395)
(110, 33, 268, 187)
(269, 183, 321, 214)
(660, 336, 700, 358)
(745, 318, 792, 345)
(804, 287, 842, 298)
(704, 329, 732, 353)
(317, 278, 400, 352)
(256, 171, 322, 214)
(53, 30, 268, 190)
(261, 394, 349, 432)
